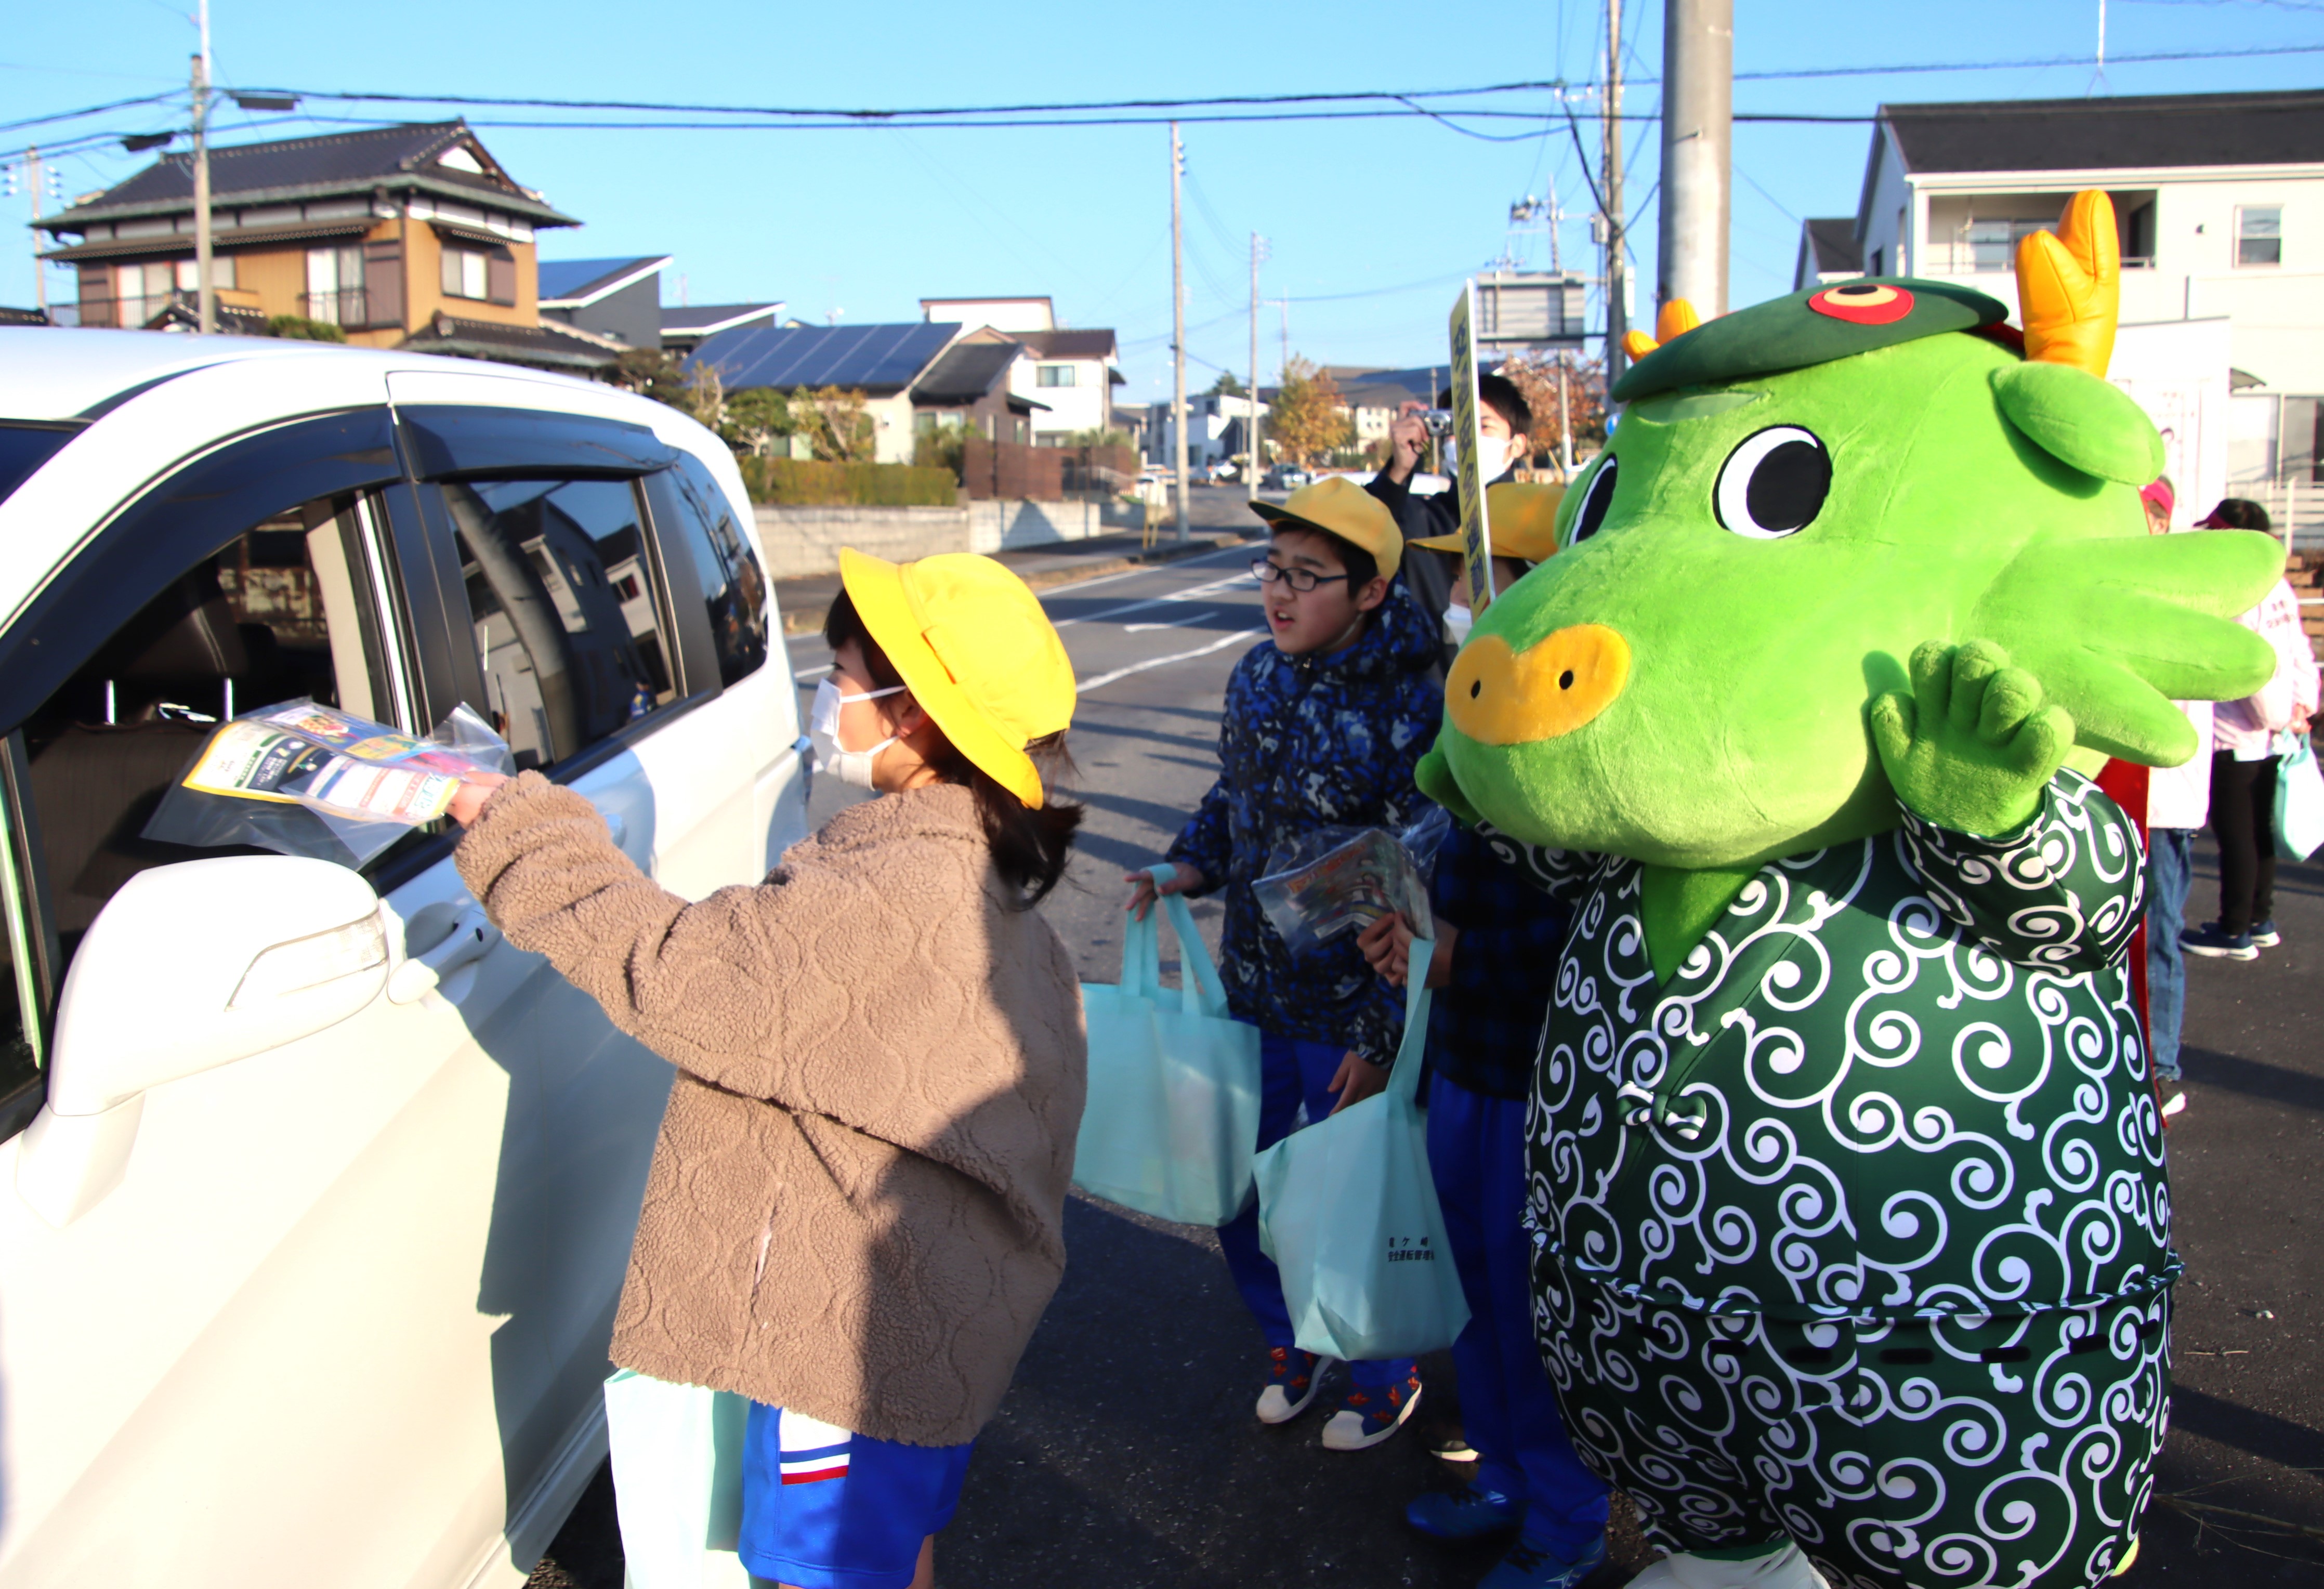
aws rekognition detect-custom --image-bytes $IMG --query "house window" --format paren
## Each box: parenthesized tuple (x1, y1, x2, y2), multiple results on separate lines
(305, 245, 365, 325)
(1870, 247, 1885, 275)
(2238, 205, 2282, 267)
(440, 243, 516, 305)
(102, 258, 235, 329)
(1036, 364, 1076, 388)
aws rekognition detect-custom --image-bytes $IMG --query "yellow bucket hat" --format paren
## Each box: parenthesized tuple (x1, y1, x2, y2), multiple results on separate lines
(837, 548, 1075, 808)
(1408, 481, 1566, 564)
(1250, 476, 1404, 579)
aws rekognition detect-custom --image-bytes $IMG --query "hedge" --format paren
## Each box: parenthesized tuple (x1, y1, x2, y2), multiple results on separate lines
(738, 456, 959, 507)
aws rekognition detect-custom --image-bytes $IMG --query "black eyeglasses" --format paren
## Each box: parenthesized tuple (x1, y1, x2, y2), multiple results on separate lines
(1250, 557, 1350, 594)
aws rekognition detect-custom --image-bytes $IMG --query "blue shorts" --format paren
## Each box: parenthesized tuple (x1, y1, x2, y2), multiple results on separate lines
(738, 1404, 975, 1589)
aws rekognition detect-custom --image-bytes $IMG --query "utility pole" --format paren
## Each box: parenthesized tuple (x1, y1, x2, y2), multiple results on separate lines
(23, 147, 47, 314)
(1603, 0, 1629, 384)
(1170, 123, 1188, 542)
(191, 0, 214, 334)
(1551, 178, 1573, 475)
(1658, 0, 1732, 319)
(1248, 232, 1268, 502)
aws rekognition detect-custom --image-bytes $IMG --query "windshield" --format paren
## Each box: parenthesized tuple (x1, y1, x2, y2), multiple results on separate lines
(0, 424, 79, 506)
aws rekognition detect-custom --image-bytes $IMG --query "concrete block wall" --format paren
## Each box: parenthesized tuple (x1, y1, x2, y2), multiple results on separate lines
(752, 505, 969, 579)
(969, 497, 1143, 555)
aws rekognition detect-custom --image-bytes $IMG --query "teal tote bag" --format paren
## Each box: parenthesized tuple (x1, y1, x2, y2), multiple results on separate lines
(1253, 949, 1470, 1361)
(2275, 732, 2324, 861)
(1072, 864, 1263, 1227)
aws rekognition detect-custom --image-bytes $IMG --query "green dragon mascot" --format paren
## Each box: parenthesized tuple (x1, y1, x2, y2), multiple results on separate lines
(1415, 193, 2282, 1588)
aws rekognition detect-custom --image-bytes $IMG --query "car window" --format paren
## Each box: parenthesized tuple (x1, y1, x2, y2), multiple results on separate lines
(441, 477, 679, 771)
(665, 454, 770, 687)
(0, 422, 79, 507)
(17, 494, 391, 974)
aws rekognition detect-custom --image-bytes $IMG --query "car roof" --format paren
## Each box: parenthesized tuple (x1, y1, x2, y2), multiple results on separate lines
(0, 326, 612, 422)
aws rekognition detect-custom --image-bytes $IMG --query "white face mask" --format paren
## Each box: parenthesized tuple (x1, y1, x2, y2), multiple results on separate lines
(1472, 436, 1511, 481)
(809, 676, 907, 789)
(1443, 602, 1474, 645)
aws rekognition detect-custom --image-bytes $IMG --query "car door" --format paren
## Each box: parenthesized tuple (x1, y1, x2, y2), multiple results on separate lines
(0, 401, 585, 1589)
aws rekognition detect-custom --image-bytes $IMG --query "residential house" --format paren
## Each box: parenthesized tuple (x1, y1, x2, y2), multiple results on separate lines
(1838, 90, 2324, 521)
(34, 121, 622, 375)
(660, 302, 784, 357)
(537, 254, 672, 348)
(909, 339, 1047, 446)
(686, 320, 961, 464)
(1791, 218, 1864, 288)
(1144, 391, 1265, 468)
(920, 296, 1055, 334)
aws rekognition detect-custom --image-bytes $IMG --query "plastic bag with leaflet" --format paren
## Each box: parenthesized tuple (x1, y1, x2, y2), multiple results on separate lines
(142, 699, 514, 868)
(1252, 805, 1449, 960)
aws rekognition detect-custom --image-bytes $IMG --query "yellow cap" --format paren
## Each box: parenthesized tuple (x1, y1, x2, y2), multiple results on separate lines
(837, 549, 1075, 808)
(1250, 476, 1404, 579)
(1408, 481, 1566, 564)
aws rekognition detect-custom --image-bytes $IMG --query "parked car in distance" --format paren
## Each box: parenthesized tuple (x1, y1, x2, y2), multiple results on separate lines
(1197, 460, 1238, 484)
(1263, 465, 1312, 491)
(0, 327, 811, 1589)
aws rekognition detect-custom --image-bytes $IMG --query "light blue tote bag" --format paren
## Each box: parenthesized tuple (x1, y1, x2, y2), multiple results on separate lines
(1253, 950, 1470, 1361)
(2275, 732, 2324, 861)
(1072, 864, 1263, 1227)
(602, 1368, 755, 1589)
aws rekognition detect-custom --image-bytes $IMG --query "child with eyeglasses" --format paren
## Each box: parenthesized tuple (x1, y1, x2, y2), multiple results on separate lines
(1124, 476, 1442, 1451)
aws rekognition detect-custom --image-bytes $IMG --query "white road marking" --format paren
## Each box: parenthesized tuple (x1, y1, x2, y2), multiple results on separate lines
(1122, 608, 1215, 634)
(1054, 569, 1258, 629)
(1075, 628, 1264, 692)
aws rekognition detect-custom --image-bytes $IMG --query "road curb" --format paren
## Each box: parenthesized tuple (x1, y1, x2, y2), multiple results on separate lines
(778, 533, 1246, 634)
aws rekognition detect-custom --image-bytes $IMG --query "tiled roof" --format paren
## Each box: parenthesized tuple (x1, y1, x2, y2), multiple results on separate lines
(913, 339, 1022, 403)
(537, 255, 672, 306)
(39, 217, 375, 262)
(398, 312, 624, 372)
(1013, 327, 1117, 360)
(688, 320, 960, 396)
(43, 121, 576, 229)
(1883, 90, 2324, 175)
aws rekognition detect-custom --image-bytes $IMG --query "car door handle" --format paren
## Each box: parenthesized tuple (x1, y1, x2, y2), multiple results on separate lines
(387, 904, 502, 1005)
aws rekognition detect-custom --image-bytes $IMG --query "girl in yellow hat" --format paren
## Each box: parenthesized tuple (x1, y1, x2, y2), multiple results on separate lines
(446, 550, 1086, 1589)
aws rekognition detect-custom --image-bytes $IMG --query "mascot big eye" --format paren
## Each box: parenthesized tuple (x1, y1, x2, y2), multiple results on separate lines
(1417, 192, 2280, 1589)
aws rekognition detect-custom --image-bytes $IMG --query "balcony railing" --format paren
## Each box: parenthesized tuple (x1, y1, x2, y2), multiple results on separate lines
(300, 287, 371, 327)
(1925, 243, 2155, 274)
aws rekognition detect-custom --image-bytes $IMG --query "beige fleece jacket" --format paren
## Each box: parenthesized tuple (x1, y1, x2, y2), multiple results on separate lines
(455, 773, 1086, 1447)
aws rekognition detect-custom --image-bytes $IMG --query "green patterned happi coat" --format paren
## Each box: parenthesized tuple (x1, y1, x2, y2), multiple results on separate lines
(1494, 772, 2170, 1589)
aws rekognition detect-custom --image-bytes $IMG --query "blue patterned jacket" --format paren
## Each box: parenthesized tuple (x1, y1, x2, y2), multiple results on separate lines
(1168, 582, 1442, 1062)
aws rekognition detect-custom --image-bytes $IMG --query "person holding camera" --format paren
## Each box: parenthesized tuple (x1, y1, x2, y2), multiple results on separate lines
(1366, 374, 1533, 635)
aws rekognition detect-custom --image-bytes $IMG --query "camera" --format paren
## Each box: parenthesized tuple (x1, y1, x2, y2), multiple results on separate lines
(1421, 409, 1455, 439)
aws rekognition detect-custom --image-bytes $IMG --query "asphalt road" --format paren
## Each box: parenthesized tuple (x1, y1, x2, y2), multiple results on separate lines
(531, 528, 2324, 1588)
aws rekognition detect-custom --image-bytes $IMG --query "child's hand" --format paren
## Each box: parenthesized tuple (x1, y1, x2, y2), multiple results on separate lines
(1357, 912, 1460, 990)
(1327, 1050, 1389, 1114)
(447, 773, 511, 829)
(1123, 862, 1203, 921)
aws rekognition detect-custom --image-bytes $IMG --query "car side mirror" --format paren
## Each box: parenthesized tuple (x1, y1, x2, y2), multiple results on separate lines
(16, 856, 388, 1227)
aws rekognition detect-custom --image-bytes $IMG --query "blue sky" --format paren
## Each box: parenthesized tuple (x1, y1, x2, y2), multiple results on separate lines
(7, 0, 2324, 404)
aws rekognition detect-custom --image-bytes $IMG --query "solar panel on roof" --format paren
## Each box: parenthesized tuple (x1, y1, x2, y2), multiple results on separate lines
(690, 321, 962, 394)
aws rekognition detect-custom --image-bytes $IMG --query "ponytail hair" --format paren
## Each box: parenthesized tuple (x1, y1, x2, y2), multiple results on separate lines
(823, 590, 1083, 908)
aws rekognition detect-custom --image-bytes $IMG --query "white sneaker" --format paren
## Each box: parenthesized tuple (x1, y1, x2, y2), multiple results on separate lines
(1254, 1348, 1332, 1424)
(1320, 1374, 1422, 1450)
(2162, 1089, 2188, 1120)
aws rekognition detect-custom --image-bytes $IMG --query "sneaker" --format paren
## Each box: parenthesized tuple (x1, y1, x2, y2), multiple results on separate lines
(2252, 919, 2282, 948)
(2181, 922, 2258, 961)
(1429, 1430, 1480, 1463)
(2161, 1089, 2188, 1120)
(1406, 1483, 1522, 1540)
(1479, 1533, 1609, 1589)
(1321, 1371, 1423, 1450)
(1255, 1347, 1331, 1424)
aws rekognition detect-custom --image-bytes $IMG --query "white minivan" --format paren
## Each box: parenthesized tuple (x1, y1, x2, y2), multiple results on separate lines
(0, 329, 810, 1587)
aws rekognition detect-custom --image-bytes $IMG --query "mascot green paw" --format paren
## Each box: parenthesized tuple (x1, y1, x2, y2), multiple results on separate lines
(1868, 638, 2074, 837)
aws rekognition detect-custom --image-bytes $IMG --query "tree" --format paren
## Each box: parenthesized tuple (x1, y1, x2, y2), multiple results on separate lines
(791, 386, 876, 463)
(1499, 352, 1609, 471)
(722, 387, 794, 457)
(613, 348, 726, 431)
(1268, 356, 1353, 467)
(266, 314, 345, 342)
(1206, 370, 1246, 397)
